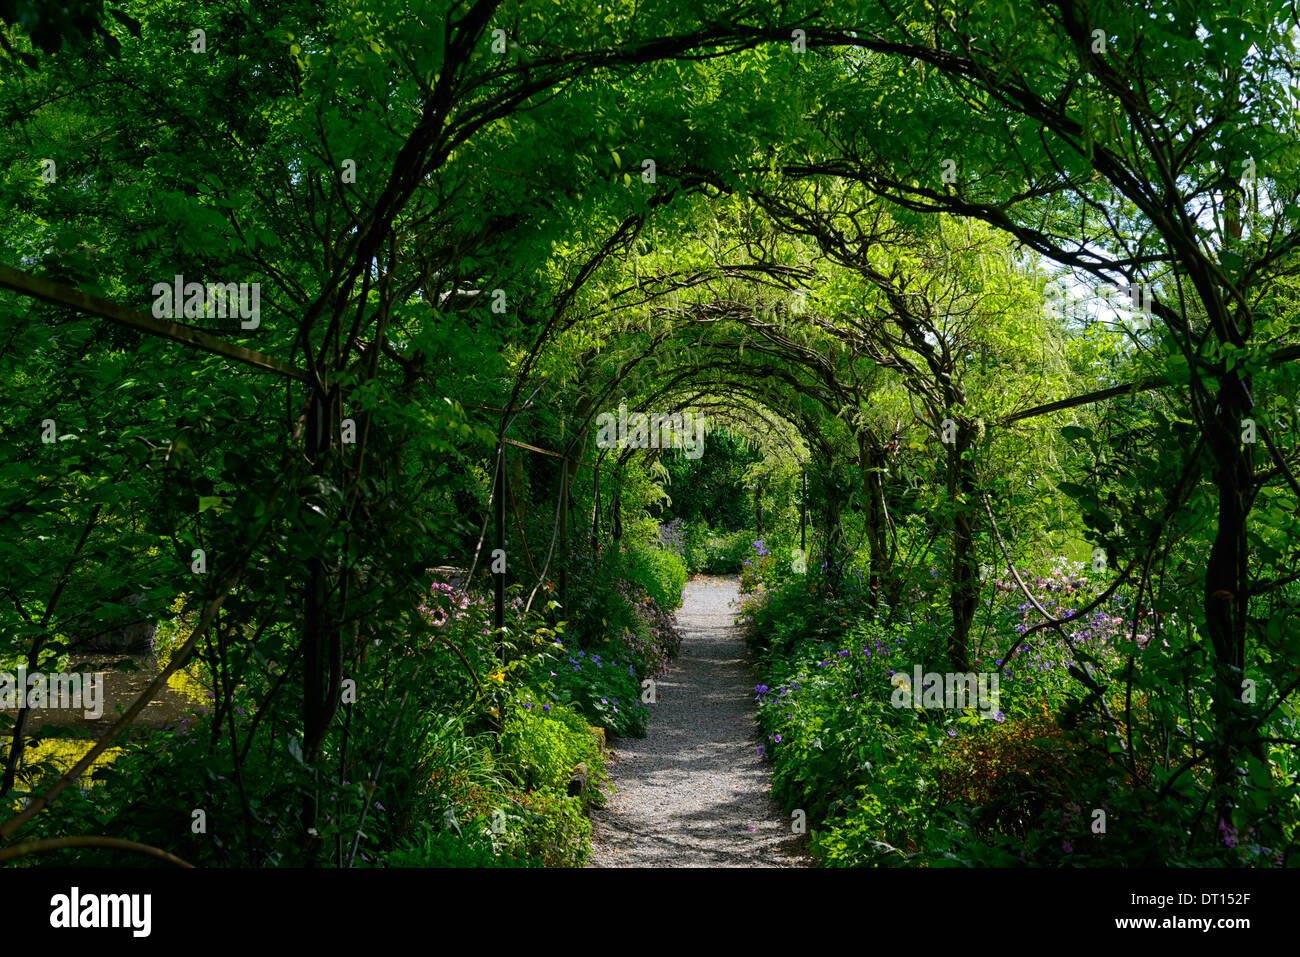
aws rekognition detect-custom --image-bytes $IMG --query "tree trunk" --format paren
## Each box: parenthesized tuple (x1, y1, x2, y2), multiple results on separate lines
(1201, 154, 1261, 814)
(302, 381, 343, 865)
(859, 437, 889, 610)
(1203, 370, 1255, 808)
(823, 482, 845, 591)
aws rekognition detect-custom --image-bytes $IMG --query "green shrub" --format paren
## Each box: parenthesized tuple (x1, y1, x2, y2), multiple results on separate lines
(683, 523, 755, 574)
(387, 777, 595, 868)
(500, 691, 605, 797)
(399, 700, 603, 868)
(624, 544, 687, 612)
(497, 786, 592, 867)
(387, 821, 535, 867)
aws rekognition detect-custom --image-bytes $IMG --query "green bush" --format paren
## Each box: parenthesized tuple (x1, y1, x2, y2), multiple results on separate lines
(387, 821, 535, 867)
(497, 786, 592, 867)
(387, 778, 595, 868)
(395, 699, 603, 868)
(683, 523, 755, 574)
(624, 544, 687, 612)
(500, 691, 605, 797)
(753, 612, 949, 861)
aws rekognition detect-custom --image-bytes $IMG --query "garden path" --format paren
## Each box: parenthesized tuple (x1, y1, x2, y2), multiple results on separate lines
(587, 575, 810, 867)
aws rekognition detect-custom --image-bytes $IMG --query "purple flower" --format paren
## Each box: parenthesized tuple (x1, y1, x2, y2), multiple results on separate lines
(1219, 819, 1239, 849)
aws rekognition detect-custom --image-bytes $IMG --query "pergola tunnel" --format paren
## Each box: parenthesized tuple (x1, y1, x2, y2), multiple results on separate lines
(0, 1, 1297, 879)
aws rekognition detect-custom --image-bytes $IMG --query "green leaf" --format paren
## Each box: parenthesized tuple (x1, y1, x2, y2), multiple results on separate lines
(107, 9, 143, 39)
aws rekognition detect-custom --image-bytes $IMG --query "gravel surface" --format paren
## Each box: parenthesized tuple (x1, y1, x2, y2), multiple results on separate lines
(587, 575, 811, 867)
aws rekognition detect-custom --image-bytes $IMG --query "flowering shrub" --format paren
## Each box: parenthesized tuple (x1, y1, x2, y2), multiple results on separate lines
(402, 580, 614, 865)
(753, 611, 965, 843)
(740, 538, 779, 593)
(412, 579, 501, 707)
(530, 645, 648, 738)
(613, 578, 683, 675)
(731, 579, 768, 627)
(565, 547, 682, 667)
(551, 543, 685, 738)
(744, 549, 1300, 868)
(417, 580, 484, 632)
(657, 518, 686, 557)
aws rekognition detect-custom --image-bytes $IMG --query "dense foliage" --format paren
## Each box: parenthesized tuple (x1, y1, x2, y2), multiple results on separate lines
(2, 0, 1298, 869)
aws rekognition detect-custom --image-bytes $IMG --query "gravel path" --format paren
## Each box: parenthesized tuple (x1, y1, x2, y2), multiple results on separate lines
(587, 575, 811, 867)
